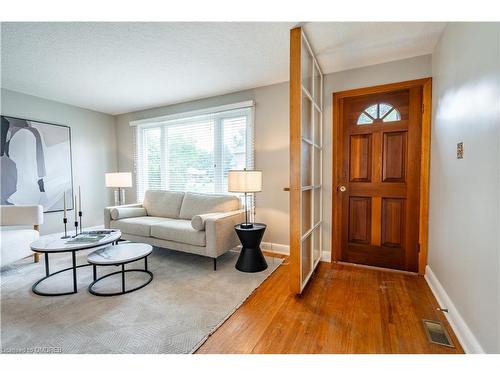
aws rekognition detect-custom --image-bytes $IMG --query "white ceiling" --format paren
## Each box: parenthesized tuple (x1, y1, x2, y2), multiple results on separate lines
(0, 22, 445, 115)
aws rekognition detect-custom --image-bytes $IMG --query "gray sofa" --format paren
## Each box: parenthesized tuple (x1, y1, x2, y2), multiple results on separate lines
(104, 190, 244, 269)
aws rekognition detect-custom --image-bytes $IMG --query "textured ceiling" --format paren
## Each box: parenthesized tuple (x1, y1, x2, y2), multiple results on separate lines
(0, 22, 445, 115)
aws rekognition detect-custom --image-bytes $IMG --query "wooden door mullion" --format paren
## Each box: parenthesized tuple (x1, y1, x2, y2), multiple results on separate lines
(404, 86, 422, 271)
(371, 129, 383, 247)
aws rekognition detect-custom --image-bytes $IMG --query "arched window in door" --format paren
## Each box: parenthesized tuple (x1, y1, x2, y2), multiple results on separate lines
(357, 103, 401, 125)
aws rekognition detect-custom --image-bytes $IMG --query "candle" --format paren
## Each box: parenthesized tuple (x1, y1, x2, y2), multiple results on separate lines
(74, 195, 77, 222)
(63, 192, 67, 218)
(78, 186, 82, 212)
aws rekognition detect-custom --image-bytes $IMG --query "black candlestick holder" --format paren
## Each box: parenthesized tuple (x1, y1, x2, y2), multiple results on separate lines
(61, 217, 70, 239)
(73, 221, 79, 238)
(78, 211, 83, 234)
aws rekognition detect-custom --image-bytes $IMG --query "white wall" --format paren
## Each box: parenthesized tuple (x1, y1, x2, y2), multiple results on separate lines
(427, 23, 500, 353)
(115, 55, 432, 249)
(1, 89, 117, 235)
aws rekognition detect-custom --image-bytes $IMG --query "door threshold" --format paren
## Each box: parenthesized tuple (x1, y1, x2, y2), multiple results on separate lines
(334, 261, 419, 276)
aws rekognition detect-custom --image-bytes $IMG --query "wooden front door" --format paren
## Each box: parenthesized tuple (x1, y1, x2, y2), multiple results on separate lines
(333, 82, 426, 272)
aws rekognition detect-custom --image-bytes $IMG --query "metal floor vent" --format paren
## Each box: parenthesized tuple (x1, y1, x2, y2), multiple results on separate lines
(422, 319, 454, 348)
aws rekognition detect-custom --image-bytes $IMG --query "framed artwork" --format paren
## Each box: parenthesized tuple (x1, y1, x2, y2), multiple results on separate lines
(1, 115, 74, 213)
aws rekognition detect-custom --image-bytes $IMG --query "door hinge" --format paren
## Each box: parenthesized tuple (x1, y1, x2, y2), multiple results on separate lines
(422, 103, 425, 113)
(417, 243, 421, 253)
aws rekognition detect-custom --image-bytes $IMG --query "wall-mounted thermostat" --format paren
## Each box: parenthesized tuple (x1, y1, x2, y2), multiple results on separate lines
(457, 142, 464, 159)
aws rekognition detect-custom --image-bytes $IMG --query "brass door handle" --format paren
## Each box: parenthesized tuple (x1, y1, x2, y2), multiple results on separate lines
(338, 185, 347, 192)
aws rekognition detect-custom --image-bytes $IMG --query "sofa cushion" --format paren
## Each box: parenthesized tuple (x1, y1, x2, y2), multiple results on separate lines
(143, 190, 185, 218)
(179, 192, 240, 220)
(151, 220, 206, 247)
(110, 216, 169, 237)
(191, 213, 217, 231)
(110, 207, 147, 220)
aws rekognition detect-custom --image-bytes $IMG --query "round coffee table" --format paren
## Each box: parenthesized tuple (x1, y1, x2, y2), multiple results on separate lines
(30, 230, 121, 296)
(87, 243, 153, 297)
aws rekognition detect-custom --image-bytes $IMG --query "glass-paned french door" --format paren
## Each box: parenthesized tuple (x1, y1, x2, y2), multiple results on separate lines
(290, 27, 323, 293)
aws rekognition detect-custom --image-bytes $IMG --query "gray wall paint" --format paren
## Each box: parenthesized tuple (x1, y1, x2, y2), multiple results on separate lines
(115, 55, 432, 248)
(429, 23, 500, 353)
(1, 89, 117, 235)
(115, 83, 290, 245)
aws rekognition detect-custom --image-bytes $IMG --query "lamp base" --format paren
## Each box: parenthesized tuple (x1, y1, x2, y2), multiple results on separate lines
(113, 188, 126, 206)
(239, 223, 254, 229)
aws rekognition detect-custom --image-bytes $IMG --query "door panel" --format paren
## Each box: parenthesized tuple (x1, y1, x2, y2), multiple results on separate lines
(349, 134, 372, 182)
(301, 141, 313, 186)
(301, 234, 312, 281)
(302, 189, 312, 235)
(302, 95, 313, 140)
(381, 198, 405, 247)
(348, 197, 372, 244)
(290, 27, 323, 293)
(382, 131, 407, 182)
(335, 87, 422, 272)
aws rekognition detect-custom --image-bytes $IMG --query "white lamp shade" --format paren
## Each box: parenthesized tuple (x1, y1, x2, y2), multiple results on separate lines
(105, 172, 132, 188)
(227, 170, 262, 193)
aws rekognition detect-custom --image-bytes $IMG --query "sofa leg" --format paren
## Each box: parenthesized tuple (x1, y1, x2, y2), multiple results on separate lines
(213, 258, 217, 271)
(34, 253, 40, 263)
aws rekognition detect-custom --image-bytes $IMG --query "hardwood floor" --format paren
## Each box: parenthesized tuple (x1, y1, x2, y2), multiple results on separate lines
(196, 260, 464, 354)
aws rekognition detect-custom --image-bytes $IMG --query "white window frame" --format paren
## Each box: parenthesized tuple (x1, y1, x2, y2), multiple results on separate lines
(133, 101, 255, 203)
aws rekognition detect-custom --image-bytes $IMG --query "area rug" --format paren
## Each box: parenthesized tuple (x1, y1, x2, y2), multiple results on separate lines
(0, 246, 282, 353)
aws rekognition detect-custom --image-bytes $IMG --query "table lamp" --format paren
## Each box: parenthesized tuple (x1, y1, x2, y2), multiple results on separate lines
(228, 169, 262, 229)
(105, 172, 132, 206)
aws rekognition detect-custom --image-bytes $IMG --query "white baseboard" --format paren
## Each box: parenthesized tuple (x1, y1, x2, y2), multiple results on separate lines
(424, 265, 484, 354)
(261, 242, 289, 255)
(321, 250, 331, 262)
(261, 242, 332, 263)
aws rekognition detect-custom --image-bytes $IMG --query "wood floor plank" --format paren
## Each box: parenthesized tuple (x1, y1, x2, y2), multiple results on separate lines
(196, 261, 464, 354)
(196, 258, 290, 353)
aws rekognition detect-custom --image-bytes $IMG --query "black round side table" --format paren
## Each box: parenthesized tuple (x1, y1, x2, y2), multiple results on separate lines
(234, 223, 267, 273)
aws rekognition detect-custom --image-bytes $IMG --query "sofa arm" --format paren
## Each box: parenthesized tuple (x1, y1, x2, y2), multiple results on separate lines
(104, 203, 143, 228)
(0, 205, 43, 227)
(205, 209, 245, 257)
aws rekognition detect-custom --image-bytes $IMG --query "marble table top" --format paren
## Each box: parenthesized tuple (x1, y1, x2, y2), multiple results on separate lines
(30, 230, 121, 253)
(87, 243, 153, 265)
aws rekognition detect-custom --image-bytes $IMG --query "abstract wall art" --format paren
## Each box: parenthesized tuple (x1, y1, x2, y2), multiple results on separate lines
(1, 116, 73, 213)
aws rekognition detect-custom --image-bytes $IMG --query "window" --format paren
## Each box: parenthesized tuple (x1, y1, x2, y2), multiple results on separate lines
(134, 103, 254, 202)
(357, 103, 401, 125)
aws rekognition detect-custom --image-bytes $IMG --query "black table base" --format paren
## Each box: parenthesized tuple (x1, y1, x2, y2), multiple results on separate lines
(31, 239, 121, 297)
(32, 251, 92, 297)
(235, 223, 268, 273)
(88, 256, 153, 297)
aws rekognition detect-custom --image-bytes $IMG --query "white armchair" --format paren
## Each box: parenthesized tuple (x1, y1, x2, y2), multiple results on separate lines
(0, 205, 43, 267)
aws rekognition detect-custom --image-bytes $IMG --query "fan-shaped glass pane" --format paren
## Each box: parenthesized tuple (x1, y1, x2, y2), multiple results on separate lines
(379, 103, 393, 118)
(383, 108, 401, 122)
(364, 104, 378, 119)
(357, 112, 373, 125)
(357, 103, 401, 125)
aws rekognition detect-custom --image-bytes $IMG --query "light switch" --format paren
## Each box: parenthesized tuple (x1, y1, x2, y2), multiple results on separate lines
(457, 142, 464, 159)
